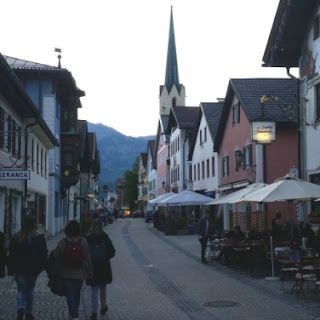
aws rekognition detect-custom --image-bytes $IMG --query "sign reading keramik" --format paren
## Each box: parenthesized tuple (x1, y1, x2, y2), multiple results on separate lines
(0, 170, 30, 180)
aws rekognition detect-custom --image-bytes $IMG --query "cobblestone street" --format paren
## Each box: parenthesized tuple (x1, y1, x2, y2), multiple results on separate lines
(1, 218, 320, 320)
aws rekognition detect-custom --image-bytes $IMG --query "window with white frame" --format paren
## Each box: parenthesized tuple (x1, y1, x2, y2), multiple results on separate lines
(201, 161, 205, 179)
(31, 139, 35, 171)
(232, 102, 240, 126)
(212, 156, 215, 177)
(45, 152, 47, 178)
(243, 144, 252, 168)
(222, 156, 229, 177)
(36, 143, 39, 173)
(7, 115, 12, 153)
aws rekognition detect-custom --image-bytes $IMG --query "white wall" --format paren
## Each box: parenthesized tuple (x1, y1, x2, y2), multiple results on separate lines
(192, 114, 219, 194)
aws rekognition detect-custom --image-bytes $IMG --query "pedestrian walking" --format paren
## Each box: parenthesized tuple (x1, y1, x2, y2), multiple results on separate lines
(86, 219, 115, 320)
(7, 216, 48, 320)
(197, 211, 211, 264)
(55, 220, 92, 320)
(0, 230, 6, 278)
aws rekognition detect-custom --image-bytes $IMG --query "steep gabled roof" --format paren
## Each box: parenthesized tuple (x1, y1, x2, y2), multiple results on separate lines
(202, 102, 224, 141)
(167, 106, 199, 131)
(214, 78, 297, 151)
(263, 0, 317, 68)
(188, 102, 223, 160)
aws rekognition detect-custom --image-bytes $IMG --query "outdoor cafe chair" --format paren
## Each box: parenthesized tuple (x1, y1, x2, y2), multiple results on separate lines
(291, 257, 319, 299)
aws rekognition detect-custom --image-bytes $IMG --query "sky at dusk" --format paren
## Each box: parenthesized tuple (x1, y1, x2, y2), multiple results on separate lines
(1, 0, 295, 137)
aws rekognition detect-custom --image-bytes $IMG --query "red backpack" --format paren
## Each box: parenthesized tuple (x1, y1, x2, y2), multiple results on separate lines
(63, 238, 84, 268)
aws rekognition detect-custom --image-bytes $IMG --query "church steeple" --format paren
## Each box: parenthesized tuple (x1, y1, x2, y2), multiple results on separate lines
(159, 6, 185, 115)
(165, 6, 180, 93)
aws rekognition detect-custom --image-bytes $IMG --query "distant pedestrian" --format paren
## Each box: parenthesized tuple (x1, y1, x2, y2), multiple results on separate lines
(7, 216, 47, 320)
(0, 230, 6, 278)
(197, 211, 211, 264)
(86, 219, 115, 320)
(55, 220, 92, 320)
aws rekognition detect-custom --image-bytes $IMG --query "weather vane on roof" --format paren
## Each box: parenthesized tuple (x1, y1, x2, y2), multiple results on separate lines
(54, 48, 62, 69)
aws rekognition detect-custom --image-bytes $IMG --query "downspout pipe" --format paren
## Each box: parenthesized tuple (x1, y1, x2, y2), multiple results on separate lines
(286, 67, 301, 179)
(23, 119, 39, 219)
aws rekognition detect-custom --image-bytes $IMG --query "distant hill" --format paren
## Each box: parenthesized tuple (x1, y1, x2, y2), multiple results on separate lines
(87, 123, 155, 193)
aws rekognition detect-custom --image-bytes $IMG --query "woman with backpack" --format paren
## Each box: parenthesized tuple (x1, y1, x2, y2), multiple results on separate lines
(7, 215, 47, 320)
(55, 220, 92, 320)
(86, 219, 115, 320)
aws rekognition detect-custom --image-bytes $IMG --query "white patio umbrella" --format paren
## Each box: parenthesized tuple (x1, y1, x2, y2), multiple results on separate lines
(206, 183, 268, 205)
(240, 174, 320, 203)
(160, 190, 213, 206)
(238, 173, 320, 280)
(148, 192, 176, 205)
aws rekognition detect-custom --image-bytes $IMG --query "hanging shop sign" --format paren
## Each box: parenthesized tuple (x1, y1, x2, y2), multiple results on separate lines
(251, 121, 276, 144)
(0, 170, 30, 180)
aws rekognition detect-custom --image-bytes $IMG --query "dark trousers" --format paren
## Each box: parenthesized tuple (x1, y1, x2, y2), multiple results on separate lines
(63, 278, 83, 318)
(199, 236, 208, 260)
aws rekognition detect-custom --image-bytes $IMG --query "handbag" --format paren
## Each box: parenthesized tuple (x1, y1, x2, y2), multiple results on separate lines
(46, 248, 65, 296)
(47, 276, 65, 296)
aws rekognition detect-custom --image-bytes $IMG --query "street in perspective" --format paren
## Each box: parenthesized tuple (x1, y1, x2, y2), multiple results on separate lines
(1, 218, 320, 320)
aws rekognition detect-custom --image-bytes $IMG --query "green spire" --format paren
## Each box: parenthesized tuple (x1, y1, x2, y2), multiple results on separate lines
(165, 6, 181, 93)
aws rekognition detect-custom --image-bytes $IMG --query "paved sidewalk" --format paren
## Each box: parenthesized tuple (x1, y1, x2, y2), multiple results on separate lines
(1, 219, 320, 320)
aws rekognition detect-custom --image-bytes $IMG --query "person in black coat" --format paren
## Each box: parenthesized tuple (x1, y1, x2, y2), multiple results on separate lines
(7, 216, 47, 320)
(197, 211, 211, 264)
(86, 219, 115, 320)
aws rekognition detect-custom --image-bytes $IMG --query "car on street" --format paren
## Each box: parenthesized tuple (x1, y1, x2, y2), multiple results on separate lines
(145, 210, 156, 223)
(132, 210, 144, 218)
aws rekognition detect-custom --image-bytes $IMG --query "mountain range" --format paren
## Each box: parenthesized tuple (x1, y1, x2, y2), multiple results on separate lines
(87, 123, 154, 193)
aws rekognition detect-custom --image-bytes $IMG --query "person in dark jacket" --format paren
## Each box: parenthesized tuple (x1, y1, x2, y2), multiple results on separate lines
(7, 216, 47, 320)
(197, 211, 211, 264)
(86, 219, 115, 320)
(0, 230, 6, 278)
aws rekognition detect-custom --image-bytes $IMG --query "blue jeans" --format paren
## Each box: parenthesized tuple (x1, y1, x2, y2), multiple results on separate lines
(91, 284, 107, 313)
(15, 273, 38, 314)
(63, 278, 83, 319)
